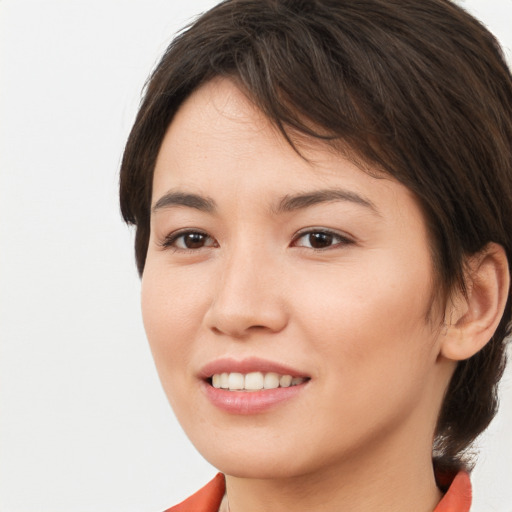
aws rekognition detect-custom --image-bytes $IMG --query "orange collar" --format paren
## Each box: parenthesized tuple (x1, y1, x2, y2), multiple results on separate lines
(166, 473, 225, 512)
(434, 471, 472, 512)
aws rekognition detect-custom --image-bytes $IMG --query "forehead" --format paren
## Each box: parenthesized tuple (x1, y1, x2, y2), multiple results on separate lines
(161, 78, 285, 163)
(152, 78, 420, 221)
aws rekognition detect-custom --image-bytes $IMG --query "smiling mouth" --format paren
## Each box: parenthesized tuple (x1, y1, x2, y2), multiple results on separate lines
(208, 371, 309, 391)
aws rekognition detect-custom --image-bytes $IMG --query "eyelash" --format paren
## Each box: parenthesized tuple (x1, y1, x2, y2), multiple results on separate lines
(292, 228, 354, 250)
(159, 228, 354, 252)
(160, 229, 217, 252)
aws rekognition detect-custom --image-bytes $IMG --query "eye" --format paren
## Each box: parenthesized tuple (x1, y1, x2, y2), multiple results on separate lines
(292, 229, 353, 250)
(162, 230, 217, 251)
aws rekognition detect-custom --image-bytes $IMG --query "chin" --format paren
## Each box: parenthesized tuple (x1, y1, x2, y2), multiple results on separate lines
(192, 432, 340, 481)
(209, 455, 306, 480)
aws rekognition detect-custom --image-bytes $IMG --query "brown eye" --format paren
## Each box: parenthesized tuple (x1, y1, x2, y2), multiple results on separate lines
(182, 232, 208, 249)
(308, 232, 334, 249)
(293, 229, 352, 250)
(163, 230, 216, 250)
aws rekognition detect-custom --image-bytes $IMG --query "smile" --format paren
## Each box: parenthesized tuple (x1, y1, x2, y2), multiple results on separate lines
(200, 358, 310, 414)
(210, 372, 308, 391)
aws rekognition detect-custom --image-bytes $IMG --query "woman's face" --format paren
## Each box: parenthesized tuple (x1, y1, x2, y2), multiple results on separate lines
(142, 78, 452, 479)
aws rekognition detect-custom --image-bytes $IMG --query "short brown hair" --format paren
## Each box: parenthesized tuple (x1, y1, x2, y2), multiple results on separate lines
(119, 0, 512, 472)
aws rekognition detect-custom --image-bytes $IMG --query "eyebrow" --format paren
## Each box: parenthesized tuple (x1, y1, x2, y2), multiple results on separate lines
(275, 189, 379, 215)
(151, 188, 378, 216)
(152, 191, 216, 214)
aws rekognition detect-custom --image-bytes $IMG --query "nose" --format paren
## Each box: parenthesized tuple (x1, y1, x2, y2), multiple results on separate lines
(203, 246, 289, 338)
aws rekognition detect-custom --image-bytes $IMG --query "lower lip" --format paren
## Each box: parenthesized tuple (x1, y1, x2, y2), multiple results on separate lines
(201, 381, 308, 414)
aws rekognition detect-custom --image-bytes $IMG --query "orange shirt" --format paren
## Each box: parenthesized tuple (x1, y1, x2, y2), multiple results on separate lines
(166, 471, 472, 512)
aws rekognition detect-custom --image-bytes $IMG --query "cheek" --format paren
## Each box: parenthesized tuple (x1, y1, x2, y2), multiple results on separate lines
(292, 250, 437, 378)
(140, 263, 207, 387)
(288, 260, 439, 452)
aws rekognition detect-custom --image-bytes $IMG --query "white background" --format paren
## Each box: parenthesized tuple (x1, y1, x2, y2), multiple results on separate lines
(1, 1, 511, 511)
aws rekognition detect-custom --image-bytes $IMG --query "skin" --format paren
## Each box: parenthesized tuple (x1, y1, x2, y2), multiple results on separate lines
(141, 78, 499, 511)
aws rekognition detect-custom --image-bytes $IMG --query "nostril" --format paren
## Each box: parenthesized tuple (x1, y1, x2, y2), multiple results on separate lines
(205, 298, 289, 337)
(210, 323, 274, 338)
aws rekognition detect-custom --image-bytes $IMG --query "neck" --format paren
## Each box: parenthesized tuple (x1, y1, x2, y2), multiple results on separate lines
(223, 425, 442, 512)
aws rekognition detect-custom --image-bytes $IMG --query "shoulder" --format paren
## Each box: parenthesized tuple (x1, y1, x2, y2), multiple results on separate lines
(164, 473, 226, 512)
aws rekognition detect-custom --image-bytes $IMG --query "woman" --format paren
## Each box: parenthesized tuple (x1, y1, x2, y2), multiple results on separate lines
(119, 0, 512, 510)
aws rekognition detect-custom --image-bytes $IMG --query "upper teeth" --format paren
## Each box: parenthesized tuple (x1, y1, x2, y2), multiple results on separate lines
(211, 372, 306, 391)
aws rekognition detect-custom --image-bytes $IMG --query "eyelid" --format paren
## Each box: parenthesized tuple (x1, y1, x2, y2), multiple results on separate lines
(291, 227, 355, 249)
(157, 226, 354, 252)
(159, 228, 217, 251)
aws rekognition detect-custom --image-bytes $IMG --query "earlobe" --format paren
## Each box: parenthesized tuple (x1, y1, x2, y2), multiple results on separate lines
(440, 243, 510, 362)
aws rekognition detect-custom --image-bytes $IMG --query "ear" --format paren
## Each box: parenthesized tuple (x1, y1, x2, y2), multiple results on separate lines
(440, 243, 510, 361)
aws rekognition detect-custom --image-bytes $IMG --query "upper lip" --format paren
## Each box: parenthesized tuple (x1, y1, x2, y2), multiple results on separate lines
(199, 357, 309, 380)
